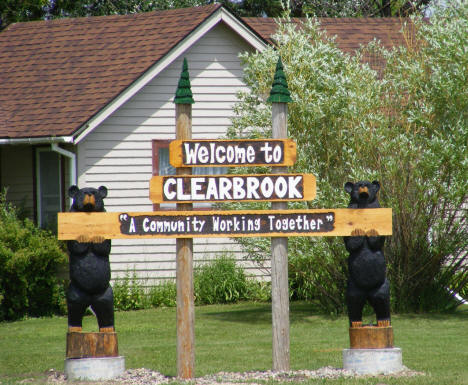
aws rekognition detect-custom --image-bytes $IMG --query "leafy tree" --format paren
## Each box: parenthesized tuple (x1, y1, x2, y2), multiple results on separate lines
(370, 1, 468, 311)
(0, 0, 434, 30)
(226, 0, 284, 17)
(297, 0, 432, 17)
(228, 1, 467, 313)
(0, 0, 49, 27)
(50, 0, 207, 17)
(0, 0, 212, 28)
(228, 0, 433, 17)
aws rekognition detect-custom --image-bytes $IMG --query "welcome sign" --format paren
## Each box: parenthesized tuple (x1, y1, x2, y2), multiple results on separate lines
(149, 174, 316, 203)
(169, 139, 297, 167)
(119, 211, 334, 236)
(58, 208, 392, 239)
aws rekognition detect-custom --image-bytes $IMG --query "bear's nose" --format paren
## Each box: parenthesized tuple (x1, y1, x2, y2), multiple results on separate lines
(358, 186, 369, 195)
(83, 194, 96, 208)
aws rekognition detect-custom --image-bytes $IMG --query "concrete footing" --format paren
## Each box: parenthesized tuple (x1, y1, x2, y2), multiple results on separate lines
(65, 356, 125, 381)
(343, 348, 402, 375)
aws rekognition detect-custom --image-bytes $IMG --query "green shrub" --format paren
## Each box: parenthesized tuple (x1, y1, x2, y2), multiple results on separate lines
(228, 15, 377, 314)
(194, 255, 251, 305)
(112, 270, 147, 311)
(0, 192, 67, 321)
(229, 3, 467, 313)
(112, 272, 178, 310)
(288, 238, 347, 315)
(113, 260, 268, 309)
(245, 279, 271, 302)
(149, 280, 177, 308)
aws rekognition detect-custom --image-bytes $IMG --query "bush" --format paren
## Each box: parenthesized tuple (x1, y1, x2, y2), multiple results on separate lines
(112, 269, 147, 311)
(149, 280, 177, 308)
(369, 3, 468, 312)
(112, 259, 269, 310)
(194, 255, 251, 305)
(229, 3, 467, 313)
(112, 271, 178, 310)
(0, 192, 67, 321)
(245, 279, 271, 302)
(228, 15, 378, 314)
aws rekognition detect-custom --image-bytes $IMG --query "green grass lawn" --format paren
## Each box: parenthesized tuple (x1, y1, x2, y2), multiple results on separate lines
(0, 302, 467, 384)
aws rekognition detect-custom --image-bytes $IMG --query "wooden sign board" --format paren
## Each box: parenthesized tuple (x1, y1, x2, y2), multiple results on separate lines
(149, 174, 316, 203)
(58, 208, 392, 240)
(169, 139, 296, 167)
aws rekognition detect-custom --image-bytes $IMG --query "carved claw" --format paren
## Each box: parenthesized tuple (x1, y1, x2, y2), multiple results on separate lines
(377, 320, 391, 327)
(351, 321, 363, 328)
(99, 327, 115, 333)
(366, 229, 379, 237)
(351, 228, 366, 237)
(68, 326, 82, 332)
(91, 235, 106, 243)
(76, 235, 89, 243)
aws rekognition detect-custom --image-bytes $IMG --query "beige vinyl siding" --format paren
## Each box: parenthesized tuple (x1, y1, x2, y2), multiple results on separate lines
(77, 23, 269, 284)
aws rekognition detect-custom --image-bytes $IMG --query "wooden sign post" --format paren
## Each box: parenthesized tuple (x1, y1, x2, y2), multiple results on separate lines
(58, 58, 393, 379)
(174, 58, 195, 380)
(268, 57, 292, 371)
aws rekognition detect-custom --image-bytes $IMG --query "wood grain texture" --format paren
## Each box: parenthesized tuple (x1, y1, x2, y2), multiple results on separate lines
(149, 173, 316, 203)
(58, 208, 392, 239)
(169, 139, 296, 167)
(349, 326, 394, 349)
(271, 102, 290, 371)
(66, 332, 119, 358)
(175, 102, 195, 380)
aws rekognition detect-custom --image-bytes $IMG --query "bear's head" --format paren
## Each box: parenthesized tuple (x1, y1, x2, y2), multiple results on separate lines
(69, 185, 108, 212)
(345, 180, 380, 208)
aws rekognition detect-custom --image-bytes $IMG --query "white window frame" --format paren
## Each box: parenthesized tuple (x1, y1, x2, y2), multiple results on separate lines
(152, 140, 226, 210)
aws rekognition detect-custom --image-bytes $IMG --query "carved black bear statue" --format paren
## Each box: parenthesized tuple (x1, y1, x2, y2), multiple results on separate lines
(66, 185, 114, 332)
(343, 180, 391, 327)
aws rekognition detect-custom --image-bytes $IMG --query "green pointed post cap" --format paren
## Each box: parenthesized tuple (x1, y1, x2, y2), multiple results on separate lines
(174, 58, 194, 104)
(267, 57, 292, 103)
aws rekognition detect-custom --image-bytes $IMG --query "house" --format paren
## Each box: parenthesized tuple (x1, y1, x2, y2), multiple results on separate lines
(0, 4, 406, 284)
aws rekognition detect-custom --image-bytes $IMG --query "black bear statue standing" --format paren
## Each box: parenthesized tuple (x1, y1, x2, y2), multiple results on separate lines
(343, 180, 391, 327)
(66, 185, 114, 332)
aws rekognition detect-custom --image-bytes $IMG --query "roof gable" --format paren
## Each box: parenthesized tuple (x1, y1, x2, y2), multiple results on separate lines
(0, 7, 408, 142)
(0, 4, 266, 142)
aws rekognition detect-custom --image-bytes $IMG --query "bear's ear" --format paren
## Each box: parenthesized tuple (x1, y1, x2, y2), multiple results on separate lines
(68, 185, 80, 198)
(98, 186, 108, 199)
(372, 180, 380, 192)
(344, 182, 354, 194)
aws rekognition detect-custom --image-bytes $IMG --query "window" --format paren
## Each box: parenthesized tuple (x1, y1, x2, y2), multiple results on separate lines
(152, 140, 226, 209)
(36, 148, 62, 231)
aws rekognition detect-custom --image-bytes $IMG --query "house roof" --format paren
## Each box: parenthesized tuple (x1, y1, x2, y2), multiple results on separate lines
(0, 4, 266, 143)
(0, 6, 407, 143)
(242, 17, 407, 55)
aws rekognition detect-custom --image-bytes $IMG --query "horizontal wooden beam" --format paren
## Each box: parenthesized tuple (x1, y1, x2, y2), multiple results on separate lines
(169, 139, 296, 167)
(149, 174, 316, 203)
(58, 208, 392, 240)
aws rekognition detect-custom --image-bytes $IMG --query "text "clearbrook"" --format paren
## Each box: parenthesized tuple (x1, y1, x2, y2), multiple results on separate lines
(163, 175, 303, 201)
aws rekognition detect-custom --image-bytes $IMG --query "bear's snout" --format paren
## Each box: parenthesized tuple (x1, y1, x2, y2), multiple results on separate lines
(82, 193, 96, 211)
(358, 185, 369, 199)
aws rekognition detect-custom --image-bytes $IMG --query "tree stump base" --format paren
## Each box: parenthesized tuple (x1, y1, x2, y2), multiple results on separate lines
(66, 332, 119, 358)
(349, 325, 394, 349)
